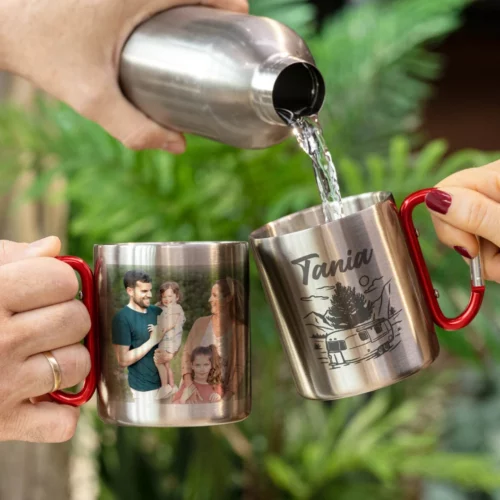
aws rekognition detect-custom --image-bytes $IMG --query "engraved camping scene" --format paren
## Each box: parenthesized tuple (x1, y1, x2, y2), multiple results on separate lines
(103, 266, 248, 405)
(293, 249, 403, 369)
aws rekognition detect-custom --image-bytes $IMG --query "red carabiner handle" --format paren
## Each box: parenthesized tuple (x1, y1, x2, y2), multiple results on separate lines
(399, 188, 485, 330)
(50, 256, 97, 406)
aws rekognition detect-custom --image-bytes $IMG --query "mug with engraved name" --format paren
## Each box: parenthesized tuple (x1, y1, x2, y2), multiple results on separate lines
(249, 189, 485, 400)
(50, 242, 251, 427)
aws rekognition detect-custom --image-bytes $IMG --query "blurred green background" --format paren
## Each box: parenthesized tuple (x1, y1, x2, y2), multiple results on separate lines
(2, 0, 500, 498)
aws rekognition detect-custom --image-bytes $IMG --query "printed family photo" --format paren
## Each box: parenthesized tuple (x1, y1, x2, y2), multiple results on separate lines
(110, 269, 247, 405)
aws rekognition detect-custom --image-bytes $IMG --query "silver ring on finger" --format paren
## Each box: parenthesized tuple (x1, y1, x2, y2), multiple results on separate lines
(42, 351, 62, 392)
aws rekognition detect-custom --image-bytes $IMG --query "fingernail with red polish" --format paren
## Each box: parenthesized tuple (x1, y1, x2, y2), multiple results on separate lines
(454, 246, 472, 259)
(425, 189, 452, 215)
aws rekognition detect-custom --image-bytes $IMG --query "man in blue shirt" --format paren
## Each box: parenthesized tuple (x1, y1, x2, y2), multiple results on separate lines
(112, 270, 163, 400)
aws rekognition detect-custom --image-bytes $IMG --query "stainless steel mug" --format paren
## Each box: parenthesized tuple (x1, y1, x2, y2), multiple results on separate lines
(50, 242, 251, 427)
(249, 189, 485, 400)
(119, 6, 325, 148)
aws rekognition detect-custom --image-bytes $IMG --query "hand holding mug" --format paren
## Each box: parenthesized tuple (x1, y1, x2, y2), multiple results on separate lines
(0, 237, 91, 442)
(425, 159, 500, 282)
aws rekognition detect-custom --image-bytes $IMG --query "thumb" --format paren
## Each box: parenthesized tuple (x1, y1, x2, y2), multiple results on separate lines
(0, 236, 61, 265)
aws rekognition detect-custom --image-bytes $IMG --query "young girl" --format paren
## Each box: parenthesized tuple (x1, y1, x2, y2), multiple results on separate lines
(173, 345, 223, 404)
(150, 281, 186, 400)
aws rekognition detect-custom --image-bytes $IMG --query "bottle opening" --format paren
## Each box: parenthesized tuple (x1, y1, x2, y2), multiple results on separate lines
(273, 63, 325, 124)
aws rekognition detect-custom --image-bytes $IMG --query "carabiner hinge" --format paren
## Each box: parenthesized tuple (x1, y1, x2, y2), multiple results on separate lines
(470, 255, 484, 288)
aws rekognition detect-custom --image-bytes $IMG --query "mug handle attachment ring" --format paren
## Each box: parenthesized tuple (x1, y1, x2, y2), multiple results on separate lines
(399, 188, 485, 330)
(49, 256, 98, 406)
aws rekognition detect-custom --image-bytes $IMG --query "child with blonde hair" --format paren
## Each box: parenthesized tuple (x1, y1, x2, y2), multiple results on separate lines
(148, 281, 185, 399)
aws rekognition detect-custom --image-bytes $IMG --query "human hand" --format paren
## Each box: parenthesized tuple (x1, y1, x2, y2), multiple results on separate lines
(0, 0, 248, 153)
(148, 324, 164, 345)
(153, 349, 173, 363)
(180, 384, 197, 403)
(425, 159, 500, 282)
(222, 390, 233, 401)
(0, 237, 91, 442)
(182, 375, 203, 402)
(153, 349, 173, 364)
(209, 392, 221, 402)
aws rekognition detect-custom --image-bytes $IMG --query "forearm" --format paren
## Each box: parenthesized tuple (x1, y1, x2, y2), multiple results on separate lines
(117, 340, 153, 367)
(181, 346, 192, 378)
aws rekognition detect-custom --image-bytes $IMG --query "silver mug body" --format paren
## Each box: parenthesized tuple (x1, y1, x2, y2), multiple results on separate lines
(94, 242, 250, 426)
(250, 192, 439, 400)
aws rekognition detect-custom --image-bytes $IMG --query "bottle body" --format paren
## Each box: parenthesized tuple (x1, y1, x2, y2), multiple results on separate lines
(119, 6, 324, 149)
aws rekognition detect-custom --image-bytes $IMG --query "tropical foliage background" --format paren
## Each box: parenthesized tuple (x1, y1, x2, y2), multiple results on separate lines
(1, 0, 500, 498)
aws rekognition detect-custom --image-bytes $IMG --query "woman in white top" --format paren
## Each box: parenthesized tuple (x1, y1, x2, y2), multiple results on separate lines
(178, 278, 248, 403)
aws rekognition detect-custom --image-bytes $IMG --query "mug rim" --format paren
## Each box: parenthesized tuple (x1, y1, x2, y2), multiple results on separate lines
(250, 191, 393, 241)
(93, 241, 248, 248)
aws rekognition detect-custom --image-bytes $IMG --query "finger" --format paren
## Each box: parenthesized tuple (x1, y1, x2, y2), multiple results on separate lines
(22, 236, 61, 259)
(199, 0, 248, 13)
(9, 299, 91, 358)
(429, 213, 479, 259)
(79, 84, 186, 153)
(20, 344, 91, 399)
(479, 239, 500, 283)
(425, 187, 500, 248)
(437, 160, 500, 196)
(5, 402, 80, 443)
(29, 395, 52, 404)
(0, 236, 61, 266)
(145, 0, 248, 14)
(0, 257, 79, 314)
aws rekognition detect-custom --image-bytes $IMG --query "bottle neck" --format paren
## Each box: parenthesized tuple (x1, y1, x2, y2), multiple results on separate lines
(251, 54, 325, 125)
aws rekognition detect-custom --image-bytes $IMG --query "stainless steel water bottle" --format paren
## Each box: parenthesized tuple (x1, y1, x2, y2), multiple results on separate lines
(119, 6, 325, 149)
